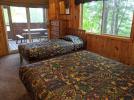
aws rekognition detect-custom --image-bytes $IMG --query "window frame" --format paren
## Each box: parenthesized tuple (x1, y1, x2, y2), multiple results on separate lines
(29, 7, 45, 23)
(10, 6, 28, 23)
(9, 6, 46, 24)
(81, 1, 134, 40)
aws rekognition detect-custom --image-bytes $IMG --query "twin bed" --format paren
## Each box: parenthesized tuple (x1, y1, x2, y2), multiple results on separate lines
(18, 29, 134, 99)
(18, 29, 86, 63)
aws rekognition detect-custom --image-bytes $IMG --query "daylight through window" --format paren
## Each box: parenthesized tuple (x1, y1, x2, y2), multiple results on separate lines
(29, 8, 44, 23)
(83, 0, 134, 37)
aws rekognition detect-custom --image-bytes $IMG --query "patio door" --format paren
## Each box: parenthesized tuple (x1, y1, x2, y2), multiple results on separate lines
(28, 7, 46, 42)
(2, 6, 48, 52)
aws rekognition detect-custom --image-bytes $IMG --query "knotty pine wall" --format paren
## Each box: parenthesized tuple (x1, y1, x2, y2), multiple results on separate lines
(0, 7, 8, 56)
(48, 0, 134, 65)
(0, 0, 48, 7)
(48, 0, 80, 29)
(87, 34, 134, 65)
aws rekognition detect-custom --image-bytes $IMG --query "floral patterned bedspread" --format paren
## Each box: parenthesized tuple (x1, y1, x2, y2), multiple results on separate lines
(19, 50, 134, 100)
(18, 39, 83, 61)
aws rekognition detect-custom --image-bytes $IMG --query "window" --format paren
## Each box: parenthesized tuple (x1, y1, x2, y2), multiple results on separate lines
(29, 8, 44, 23)
(3, 8, 9, 25)
(3, 8, 10, 31)
(10, 6, 27, 23)
(83, 1, 103, 34)
(82, 0, 134, 37)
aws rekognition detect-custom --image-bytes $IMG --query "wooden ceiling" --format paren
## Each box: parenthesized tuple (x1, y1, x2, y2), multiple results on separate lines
(0, 0, 49, 8)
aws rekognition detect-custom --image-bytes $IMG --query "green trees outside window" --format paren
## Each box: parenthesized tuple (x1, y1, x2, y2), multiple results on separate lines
(29, 8, 44, 23)
(83, 0, 134, 37)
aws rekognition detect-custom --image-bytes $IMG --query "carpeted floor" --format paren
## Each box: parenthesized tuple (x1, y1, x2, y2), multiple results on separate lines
(0, 54, 31, 100)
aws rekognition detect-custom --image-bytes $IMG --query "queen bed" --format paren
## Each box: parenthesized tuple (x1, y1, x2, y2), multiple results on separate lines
(19, 50, 134, 99)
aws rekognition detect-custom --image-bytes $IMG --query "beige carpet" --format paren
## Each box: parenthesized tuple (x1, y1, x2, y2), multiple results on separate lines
(0, 54, 31, 100)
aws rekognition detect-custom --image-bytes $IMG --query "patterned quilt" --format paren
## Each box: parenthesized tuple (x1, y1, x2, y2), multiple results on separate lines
(18, 39, 83, 61)
(19, 50, 134, 100)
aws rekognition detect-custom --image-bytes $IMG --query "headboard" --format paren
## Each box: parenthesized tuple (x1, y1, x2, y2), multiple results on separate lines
(66, 28, 87, 42)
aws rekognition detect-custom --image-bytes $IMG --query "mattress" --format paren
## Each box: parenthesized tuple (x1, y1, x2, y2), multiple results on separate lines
(18, 39, 84, 61)
(19, 50, 134, 99)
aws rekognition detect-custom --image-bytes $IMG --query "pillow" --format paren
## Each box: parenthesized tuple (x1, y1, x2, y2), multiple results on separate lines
(63, 35, 80, 42)
(63, 35, 84, 50)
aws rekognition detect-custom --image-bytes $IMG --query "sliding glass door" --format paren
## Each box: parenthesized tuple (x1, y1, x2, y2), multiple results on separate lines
(3, 6, 48, 52)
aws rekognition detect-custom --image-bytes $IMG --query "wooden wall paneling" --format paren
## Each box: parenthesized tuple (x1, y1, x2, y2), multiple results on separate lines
(100, 37, 107, 56)
(98, 37, 104, 55)
(87, 34, 134, 65)
(92, 36, 100, 54)
(131, 44, 134, 65)
(98, 37, 105, 55)
(104, 39, 117, 59)
(67, 0, 80, 29)
(76, 29, 86, 41)
(119, 41, 131, 65)
(48, 0, 80, 29)
(0, 28, 3, 55)
(0, 0, 48, 7)
(48, 0, 80, 39)
(87, 35, 98, 53)
(126, 42, 133, 65)
(48, 0, 58, 39)
(48, 0, 58, 19)
(0, 6, 8, 56)
(113, 40, 121, 60)
(26, 0, 48, 4)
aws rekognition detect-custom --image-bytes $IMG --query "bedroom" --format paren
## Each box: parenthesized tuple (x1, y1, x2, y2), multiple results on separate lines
(0, 0, 134, 100)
